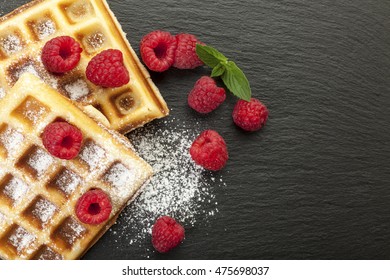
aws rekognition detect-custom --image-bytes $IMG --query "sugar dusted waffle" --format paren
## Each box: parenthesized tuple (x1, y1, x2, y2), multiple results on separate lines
(0, 0, 169, 134)
(0, 73, 152, 260)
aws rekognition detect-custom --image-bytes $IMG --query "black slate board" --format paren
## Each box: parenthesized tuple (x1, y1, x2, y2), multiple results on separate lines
(1, 0, 390, 260)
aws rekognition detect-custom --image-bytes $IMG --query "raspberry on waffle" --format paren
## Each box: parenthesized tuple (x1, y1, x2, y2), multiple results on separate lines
(0, 73, 152, 260)
(0, 0, 169, 134)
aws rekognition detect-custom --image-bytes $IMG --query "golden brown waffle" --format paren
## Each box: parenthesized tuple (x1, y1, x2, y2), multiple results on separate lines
(0, 0, 169, 134)
(0, 73, 153, 260)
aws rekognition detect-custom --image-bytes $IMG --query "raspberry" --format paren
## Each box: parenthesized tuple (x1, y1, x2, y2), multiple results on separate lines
(86, 49, 130, 87)
(232, 98, 269, 131)
(190, 130, 228, 171)
(173, 33, 204, 69)
(42, 122, 83, 160)
(41, 36, 82, 73)
(188, 76, 226, 113)
(140, 30, 177, 72)
(152, 216, 185, 253)
(76, 189, 112, 225)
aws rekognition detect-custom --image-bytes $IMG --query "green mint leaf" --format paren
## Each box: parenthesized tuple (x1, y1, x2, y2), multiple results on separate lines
(196, 44, 228, 68)
(221, 61, 251, 101)
(211, 63, 226, 77)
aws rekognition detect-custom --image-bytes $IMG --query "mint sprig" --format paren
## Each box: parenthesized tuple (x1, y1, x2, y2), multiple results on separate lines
(196, 44, 251, 101)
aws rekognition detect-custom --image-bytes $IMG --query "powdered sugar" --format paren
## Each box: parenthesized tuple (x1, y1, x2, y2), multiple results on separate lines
(111, 118, 223, 252)
(104, 162, 139, 203)
(0, 211, 5, 223)
(9, 226, 36, 253)
(0, 87, 5, 99)
(3, 176, 29, 204)
(32, 198, 57, 225)
(35, 19, 56, 40)
(85, 32, 105, 50)
(64, 79, 89, 100)
(0, 126, 24, 157)
(79, 141, 106, 171)
(62, 218, 86, 244)
(27, 148, 54, 177)
(54, 169, 81, 196)
(19, 97, 48, 127)
(0, 34, 22, 55)
(15, 63, 40, 80)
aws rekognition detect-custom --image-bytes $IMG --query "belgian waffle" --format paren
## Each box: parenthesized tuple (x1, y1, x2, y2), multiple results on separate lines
(0, 73, 153, 260)
(0, 0, 169, 134)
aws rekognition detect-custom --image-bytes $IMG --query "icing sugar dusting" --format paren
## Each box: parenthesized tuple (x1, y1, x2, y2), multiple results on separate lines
(64, 79, 89, 100)
(104, 162, 137, 202)
(4, 176, 29, 203)
(16, 64, 40, 80)
(0, 126, 24, 156)
(35, 19, 56, 39)
(55, 169, 80, 196)
(1, 34, 22, 55)
(9, 226, 36, 253)
(27, 148, 54, 177)
(111, 118, 223, 252)
(32, 198, 57, 224)
(0, 88, 5, 99)
(79, 141, 106, 170)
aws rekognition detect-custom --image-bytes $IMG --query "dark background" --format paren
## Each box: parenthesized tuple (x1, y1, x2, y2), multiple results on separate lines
(2, 0, 390, 259)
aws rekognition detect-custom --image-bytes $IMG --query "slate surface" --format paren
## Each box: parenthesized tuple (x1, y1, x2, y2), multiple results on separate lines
(1, 0, 390, 260)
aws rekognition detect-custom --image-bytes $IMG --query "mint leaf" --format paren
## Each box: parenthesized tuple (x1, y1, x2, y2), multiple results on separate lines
(196, 44, 227, 68)
(221, 61, 251, 101)
(197, 44, 252, 101)
(211, 63, 225, 77)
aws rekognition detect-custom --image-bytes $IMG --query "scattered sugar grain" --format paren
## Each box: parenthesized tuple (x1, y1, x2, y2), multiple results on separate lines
(33, 198, 57, 224)
(111, 118, 225, 251)
(0, 126, 24, 156)
(36, 19, 56, 39)
(0, 87, 5, 99)
(64, 79, 89, 100)
(27, 148, 54, 177)
(1, 34, 22, 55)
(9, 226, 35, 253)
(4, 177, 29, 203)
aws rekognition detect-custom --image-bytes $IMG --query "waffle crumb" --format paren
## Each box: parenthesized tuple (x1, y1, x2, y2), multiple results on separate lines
(110, 118, 225, 255)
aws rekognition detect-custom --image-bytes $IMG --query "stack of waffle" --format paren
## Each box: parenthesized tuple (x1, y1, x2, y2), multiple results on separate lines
(0, 0, 168, 259)
(0, 0, 169, 133)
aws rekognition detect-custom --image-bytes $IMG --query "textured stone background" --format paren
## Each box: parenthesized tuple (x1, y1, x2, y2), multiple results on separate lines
(2, 0, 390, 259)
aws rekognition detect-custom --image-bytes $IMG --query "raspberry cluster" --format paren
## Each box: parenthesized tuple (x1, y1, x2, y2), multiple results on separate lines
(140, 30, 204, 72)
(42, 36, 130, 88)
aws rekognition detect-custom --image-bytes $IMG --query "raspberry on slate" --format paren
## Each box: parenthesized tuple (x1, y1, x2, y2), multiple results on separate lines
(190, 130, 228, 171)
(86, 49, 130, 87)
(232, 98, 269, 132)
(76, 189, 112, 225)
(173, 33, 204, 69)
(41, 36, 82, 74)
(188, 76, 226, 113)
(152, 216, 185, 253)
(140, 30, 177, 72)
(42, 122, 83, 160)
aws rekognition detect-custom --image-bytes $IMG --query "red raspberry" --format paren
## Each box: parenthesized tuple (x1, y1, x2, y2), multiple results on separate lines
(152, 216, 185, 253)
(41, 36, 82, 73)
(86, 49, 130, 87)
(188, 76, 226, 113)
(190, 130, 228, 171)
(232, 98, 269, 131)
(140, 30, 177, 72)
(42, 122, 83, 160)
(173, 33, 204, 69)
(76, 189, 112, 225)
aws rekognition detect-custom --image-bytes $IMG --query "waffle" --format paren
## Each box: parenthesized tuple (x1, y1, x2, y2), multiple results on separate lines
(0, 73, 153, 260)
(0, 0, 169, 134)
